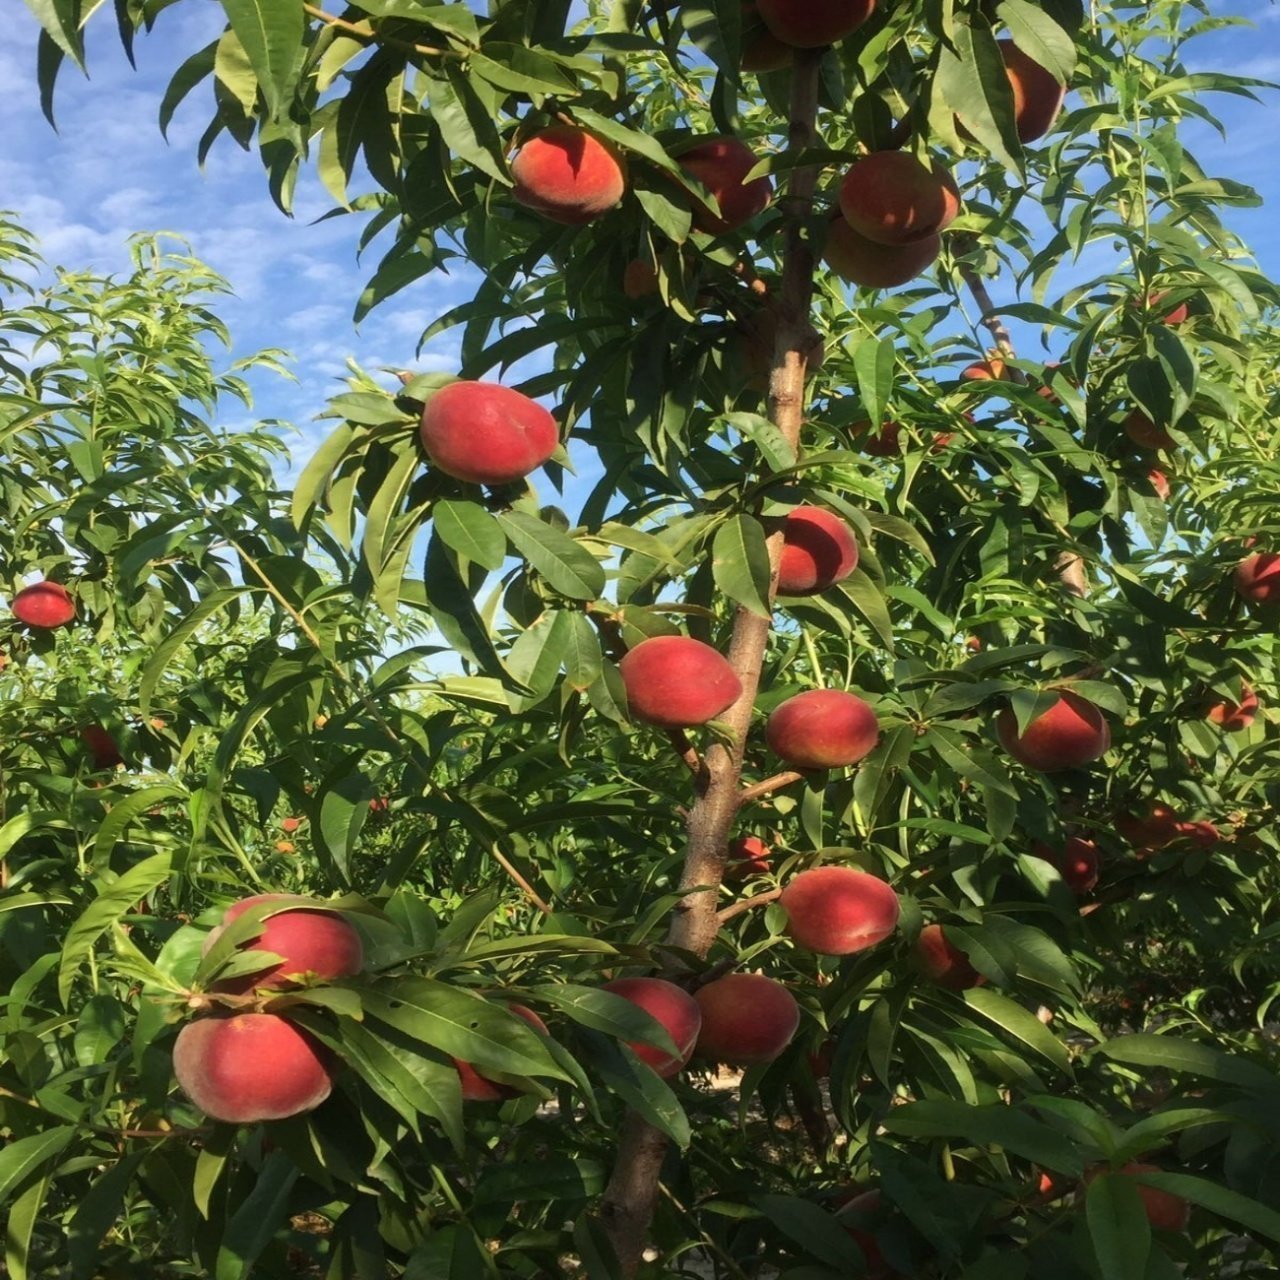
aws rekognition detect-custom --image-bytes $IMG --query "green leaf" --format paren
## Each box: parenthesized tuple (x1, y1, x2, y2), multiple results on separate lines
(140, 588, 254, 718)
(884, 1100, 1083, 1175)
(215, 1151, 300, 1280)
(997, 0, 1077, 81)
(1086, 1174, 1151, 1280)
(963, 988, 1069, 1069)
(755, 1195, 868, 1270)
(1138, 1172, 1280, 1243)
(434, 499, 507, 571)
(497, 512, 606, 600)
(219, 0, 304, 121)
(727, 411, 797, 471)
(712, 513, 772, 618)
(851, 335, 896, 431)
(0, 1127, 75, 1206)
(1097, 1034, 1280, 1091)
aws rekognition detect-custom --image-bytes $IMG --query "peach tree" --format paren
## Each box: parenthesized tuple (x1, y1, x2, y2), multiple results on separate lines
(7, 0, 1280, 1277)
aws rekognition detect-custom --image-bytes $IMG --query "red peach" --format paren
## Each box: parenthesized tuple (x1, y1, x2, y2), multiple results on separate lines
(999, 40, 1066, 143)
(726, 835, 773, 881)
(453, 1003, 550, 1102)
(678, 137, 773, 234)
(834, 1189, 894, 1279)
(602, 977, 702, 1077)
(766, 688, 879, 769)
(1206, 681, 1258, 731)
(619, 635, 742, 728)
(780, 866, 900, 955)
(1147, 467, 1171, 501)
(419, 381, 559, 486)
(996, 691, 1110, 772)
(511, 125, 626, 225)
(623, 259, 660, 299)
(693, 973, 800, 1065)
(1030, 837, 1100, 894)
(11, 581, 75, 629)
(777, 506, 859, 595)
(1123, 410, 1176, 452)
(281, 816, 304, 833)
(1118, 802, 1181, 854)
(839, 152, 960, 246)
(913, 923, 986, 990)
(823, 214, 940, 288)
(81, 725, 123, 770)
(851, 418, 903, 456)
(1148, 290, 1190, 326)
(205, 894, 364, 993)
(1086, 1163, 1189, 1232)
(961, 358, 1008, 381)
(741, 0, 793, 70)
(1234, 553, 1280, 604)
(1174, 819, 1219, 850)
(173, 1013, 333, 1123)
(756, 0, 877, 48)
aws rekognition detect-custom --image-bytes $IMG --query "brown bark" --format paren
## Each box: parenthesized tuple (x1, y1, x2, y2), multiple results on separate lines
(596, 46, 827, 1276)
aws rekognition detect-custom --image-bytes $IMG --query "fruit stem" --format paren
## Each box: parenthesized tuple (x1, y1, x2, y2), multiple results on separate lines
(597, 45, 827, 1275)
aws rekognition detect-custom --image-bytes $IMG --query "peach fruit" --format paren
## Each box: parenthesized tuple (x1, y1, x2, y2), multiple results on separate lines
(1175, 819, 1218, 849)
(622, 259, 660, 299)
(678, 137, 773, 234)
(1087, 1163, 1190, 1232)
(511, 125, 626, 224)
(602, 977, 702, 1077)
(618, 635, 742, 727)
(1147, 467, 1171, 501)
(1118, 802, 1181, 853)
(999, 40, 1065, 143)
(453, 1003, 549, 1102)
(1235, 553, 1280, 604)
(962, 358, 1008, 381)
(205, 894, 364, 993)
(281, 816, 304, 833)
(693, 973, 800, 1065)
(1147, 290, 1189, 326)
(913, 923, 986, 990)
(173, 1013, 333, 1123)
(834, 1189, 894, 1279)
(839, 152, 960, 246)
(1030, 837, 1099, 894)
(780, 866, 900, 955)
(726, 835, 773, 881)
(766, 688, 879, 769)
(756, 0, 877, 48)
(823, 213, 941, 288)
(1122, 410, 1176, 452)
(419, 381, 559, 486)
(81, 725, 123, 770)
(852, 419, 903, 456)
(1206, 681, 1258, 731)
(996, 691, 1110, 772)
(777, 506, 859, 595)
(741, 0, 793, 70)
(11, 581, 75, 629)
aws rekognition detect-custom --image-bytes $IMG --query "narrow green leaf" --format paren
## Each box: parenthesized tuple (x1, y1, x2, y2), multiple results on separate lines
(712, 513, 772, 618)
(497, 511, 606, 600)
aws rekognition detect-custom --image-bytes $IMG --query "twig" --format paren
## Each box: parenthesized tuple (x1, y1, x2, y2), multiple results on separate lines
(738, 770, 804, 805)
(715, 887, 782, 925)
(302, 3, 454, 57)
(956, 254, 1027, 385)
(667, 729, 707, 780)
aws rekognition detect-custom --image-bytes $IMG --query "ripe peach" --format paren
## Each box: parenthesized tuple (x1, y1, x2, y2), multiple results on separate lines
(419, 381, 559, 486)
(281, 816, 304, 833)
(622, 259, 660, 299)
(1234, 553, 1280, 604)
(1206, 681, 1258, 732)
(693, 973, 800, 1065)
(1086, 1163, 1189, 1232)
(1030, 837, 1099, 894)
(1118, 802, 1181, 854)
(996, 691, 1110, 772)
(780, 866, 900, 955)
(602, 977, 702, 1077)
(81, 725, 123, 770)
(1175, 819, 1218, 849)
(619, 635, 742, 728)
(205, 894, 364, 993)
(913, 923, 986, 990)
(453, 1003, 549, 1102)
(756, 0, 877, 48)
(173, 1013, 333, 1123)
(1123, 410, 1176, 452)
(852, 418, 902, 456)
(678, 137, 773, 234)
(834, 1189, 894, 1279)
(777, 506, 859, 595)
(511, 125, 626, 224)
(766, 689, 879, 769)
(961, 358, 1008, 381)
(999, 40, 1065, 143)
(823, 214, 940, 288)
(839, 152, 960, 246)
(1147, 467, 1171, 501)
(11, 581, 75, 629)
(1147, 290, 1189, 326)
(274, 840, 297, 854)
(726, 835, 773, 881)
(741, 0, 793, 70)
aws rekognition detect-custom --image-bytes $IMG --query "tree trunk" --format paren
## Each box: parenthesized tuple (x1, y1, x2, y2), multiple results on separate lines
(597, 45, 826, 1276)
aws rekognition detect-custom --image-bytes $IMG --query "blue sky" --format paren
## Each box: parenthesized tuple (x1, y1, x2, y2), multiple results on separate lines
(4, 3, 1279, 486)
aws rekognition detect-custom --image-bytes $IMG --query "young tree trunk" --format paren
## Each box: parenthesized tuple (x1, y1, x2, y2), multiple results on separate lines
(597, 46, 826, 1276)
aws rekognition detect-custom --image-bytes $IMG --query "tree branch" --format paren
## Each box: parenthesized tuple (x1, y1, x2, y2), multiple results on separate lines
(739, 770, 804, 805)
(716, 887, 782, 925)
